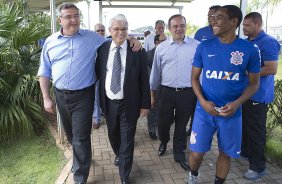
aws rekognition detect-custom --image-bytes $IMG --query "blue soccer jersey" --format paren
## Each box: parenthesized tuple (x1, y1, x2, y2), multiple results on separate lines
(194, 26, 216, 42)
(246, 31, 281, 104)
(193, 37, 261, 116)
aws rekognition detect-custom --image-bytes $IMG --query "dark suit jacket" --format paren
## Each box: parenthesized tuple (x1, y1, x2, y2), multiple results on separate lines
(146, 47, 156, 76)
(146, 47, 156, 69)
(96, 40, 151, 123)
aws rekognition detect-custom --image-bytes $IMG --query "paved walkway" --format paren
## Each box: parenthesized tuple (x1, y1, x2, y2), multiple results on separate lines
(65, 117, 282, 184)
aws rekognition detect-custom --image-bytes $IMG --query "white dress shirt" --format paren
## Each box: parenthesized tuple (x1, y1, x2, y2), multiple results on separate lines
(105, 40, 127, 100)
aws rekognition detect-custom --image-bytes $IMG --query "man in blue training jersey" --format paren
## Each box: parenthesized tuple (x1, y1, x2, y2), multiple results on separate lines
(241, 12, 281, 181)
(194, 5, 221, 42)
(186, 5, 261, 184)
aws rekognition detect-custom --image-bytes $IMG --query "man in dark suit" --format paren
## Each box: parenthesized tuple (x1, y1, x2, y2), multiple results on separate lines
(146, 34, 167, 140)
(96, 14, 151, 184)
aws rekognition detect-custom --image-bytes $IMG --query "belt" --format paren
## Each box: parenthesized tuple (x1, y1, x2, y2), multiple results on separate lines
(55, 85, 94, 94)
(162, 85, 191, 92)
(107, 97, 124, 103)
(110, 99, 124, 103)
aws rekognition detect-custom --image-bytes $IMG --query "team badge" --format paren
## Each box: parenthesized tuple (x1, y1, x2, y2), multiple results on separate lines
(190, 131, 197, 144)
(230, 51, 244, 65)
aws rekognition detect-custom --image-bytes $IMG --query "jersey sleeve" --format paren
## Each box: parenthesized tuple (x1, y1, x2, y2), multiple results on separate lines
(246, 44, 261, 73)
(192, 44, 203, 68)
(260, 38, 281, 62)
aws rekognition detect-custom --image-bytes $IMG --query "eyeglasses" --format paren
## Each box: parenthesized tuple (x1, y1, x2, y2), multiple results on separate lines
(60, 14, 80, 20)
(95, 29, 105, 32)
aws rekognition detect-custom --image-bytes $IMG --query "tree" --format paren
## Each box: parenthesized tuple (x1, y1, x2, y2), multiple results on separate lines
(249, 0, 282, 32)
(186, 21, 200, 37)
(0, 0, 50, 142)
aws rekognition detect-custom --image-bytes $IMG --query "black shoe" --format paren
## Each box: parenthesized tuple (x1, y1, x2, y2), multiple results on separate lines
(158, 143, 167, 156)
(149, 132, 158, 140)
(121, 178, 130, 184)
(114, 156, 119, 166)
(175, 160, 190, 171)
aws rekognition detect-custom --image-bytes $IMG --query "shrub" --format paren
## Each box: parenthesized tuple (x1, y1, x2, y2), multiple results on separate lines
(0, 0, 50, 142)
(267, 79, 282, 136)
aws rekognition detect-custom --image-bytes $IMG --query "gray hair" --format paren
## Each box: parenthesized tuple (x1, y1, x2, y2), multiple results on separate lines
(94, 23, 105, 30)
(57, 2, 79, 17)
(109, 14, 128, 28)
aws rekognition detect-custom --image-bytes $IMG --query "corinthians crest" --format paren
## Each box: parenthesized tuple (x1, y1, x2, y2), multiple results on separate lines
(230, 51, 244, 65)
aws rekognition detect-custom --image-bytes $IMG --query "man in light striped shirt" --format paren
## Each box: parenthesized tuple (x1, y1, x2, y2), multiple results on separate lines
(150, 14, 199, 171)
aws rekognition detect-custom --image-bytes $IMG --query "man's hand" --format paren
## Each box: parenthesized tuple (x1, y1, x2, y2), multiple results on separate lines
(150, 90, 157, 109)
(219, 101, 240, 117)
(43, 97, 56, 114)
(200, 100, 219, 116)
(140, 109, 149, 118)
(128, 36, 142, 52)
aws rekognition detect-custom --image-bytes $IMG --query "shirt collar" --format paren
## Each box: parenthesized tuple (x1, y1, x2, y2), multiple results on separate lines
(57, 28, 84, 38)
(110, 40, 127, 51)
(248, 30, 266, 42)
(168, 36, 189, 45)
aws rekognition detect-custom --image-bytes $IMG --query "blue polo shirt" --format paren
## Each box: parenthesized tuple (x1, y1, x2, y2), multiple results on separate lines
(194, 26, 216, 42)
(247, 30, 280, 104)
(193, 37, 261, 117)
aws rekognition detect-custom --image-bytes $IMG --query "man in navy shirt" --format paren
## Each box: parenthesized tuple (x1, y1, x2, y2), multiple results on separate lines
(194, 5, 221, 42)
(241, 12, 281, 181)
(187, 5, 261, 184)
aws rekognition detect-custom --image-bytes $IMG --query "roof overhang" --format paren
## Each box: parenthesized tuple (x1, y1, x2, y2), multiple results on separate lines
(24, 0, 194, 11)
(27, 0, 81, 11)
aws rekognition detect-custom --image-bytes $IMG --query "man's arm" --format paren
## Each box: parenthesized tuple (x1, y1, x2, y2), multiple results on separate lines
(149, 47, 161, 109)
(260, 61, 278, 76)
(127, 35, 142, 52)
(39, 76, 55, 114)
(139, 49, 151, 113)
(220, 72, 260, 117)
(192, 66, 219, 116)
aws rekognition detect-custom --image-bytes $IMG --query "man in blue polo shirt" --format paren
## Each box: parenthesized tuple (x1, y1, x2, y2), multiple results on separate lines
(241, 12, 281, 181)
(194, 5, 221, 42)
(186, 5, 261, 184)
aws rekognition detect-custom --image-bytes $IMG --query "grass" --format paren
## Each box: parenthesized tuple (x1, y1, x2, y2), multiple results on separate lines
(0, 132, 66, 184)
(266, 126, 282, 168)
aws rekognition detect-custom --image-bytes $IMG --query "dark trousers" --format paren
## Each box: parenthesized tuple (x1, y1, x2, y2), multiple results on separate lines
(54, 85, 95, 183)
(147, 87, 160, 134)
(158, 86, 196, 161)
(105, 98, 137, 180)
(242, 99, 267, 172)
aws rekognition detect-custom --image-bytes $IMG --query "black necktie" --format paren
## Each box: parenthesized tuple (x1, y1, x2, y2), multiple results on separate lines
(110, 46, 121, 94)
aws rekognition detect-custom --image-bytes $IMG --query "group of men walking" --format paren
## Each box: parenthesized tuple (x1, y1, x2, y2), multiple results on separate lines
(37, 2, 280, 184)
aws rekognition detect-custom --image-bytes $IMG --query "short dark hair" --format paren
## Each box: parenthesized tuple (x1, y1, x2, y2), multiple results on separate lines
(209, 5, 221, 11)
(154, 34, 160, 43)
(244, 12, 263, 26)
(168, 14, 186, 27)
(155, 20, 165, 27)
(221, 5, 242, 28)
(58, 2, 79, 16)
